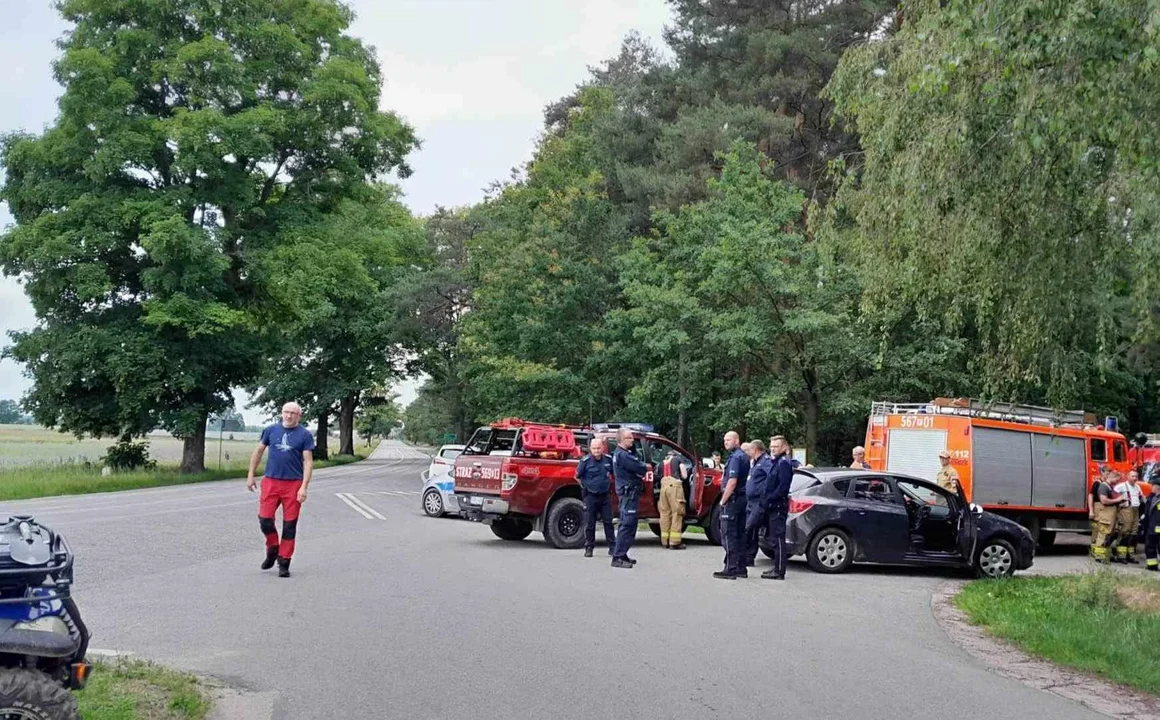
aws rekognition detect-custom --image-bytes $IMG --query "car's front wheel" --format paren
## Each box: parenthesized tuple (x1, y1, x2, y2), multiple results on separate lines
(975, 538, 1016, 578)
(422, 488, 444, 517)
(806, 528, 853, 573)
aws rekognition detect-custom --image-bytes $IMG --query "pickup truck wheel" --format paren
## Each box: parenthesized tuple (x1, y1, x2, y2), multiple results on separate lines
(490, 518, 533, 541)
(544, 497, 587, 549)
(704, 503, 723, 546)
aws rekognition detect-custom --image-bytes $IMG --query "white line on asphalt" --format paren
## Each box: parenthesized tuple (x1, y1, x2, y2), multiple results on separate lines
(344, 493, 386, 520)
(335, 493, 375, 519)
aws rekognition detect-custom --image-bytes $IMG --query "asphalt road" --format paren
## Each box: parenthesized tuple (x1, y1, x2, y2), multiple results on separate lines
(5, 441, 1109, 719)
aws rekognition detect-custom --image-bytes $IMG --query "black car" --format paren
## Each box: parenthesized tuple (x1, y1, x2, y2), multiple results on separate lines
(758, 468, 1035, 578)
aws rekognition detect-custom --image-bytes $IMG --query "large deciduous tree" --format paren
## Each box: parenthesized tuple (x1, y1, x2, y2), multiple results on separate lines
(1, 0, 415, 471)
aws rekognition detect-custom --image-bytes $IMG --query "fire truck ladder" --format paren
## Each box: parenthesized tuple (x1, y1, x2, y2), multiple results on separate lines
(870, 399, 1092, 427)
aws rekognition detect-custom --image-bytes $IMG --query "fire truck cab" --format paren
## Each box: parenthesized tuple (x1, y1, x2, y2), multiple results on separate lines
(863, 398, 1132, 548)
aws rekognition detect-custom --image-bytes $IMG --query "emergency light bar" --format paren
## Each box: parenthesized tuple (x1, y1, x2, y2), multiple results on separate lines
(593, 422, 658, 431)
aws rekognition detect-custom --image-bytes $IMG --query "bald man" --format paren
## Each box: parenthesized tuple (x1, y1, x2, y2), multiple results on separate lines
(714, 430, 751, 580)
(247, 402, 315, 577)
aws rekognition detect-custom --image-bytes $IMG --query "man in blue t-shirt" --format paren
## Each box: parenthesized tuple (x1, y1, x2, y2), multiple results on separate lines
(247, 401, 315, 577)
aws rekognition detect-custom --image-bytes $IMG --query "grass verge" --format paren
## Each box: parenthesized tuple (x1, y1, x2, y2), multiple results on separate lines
(77, 659, 211, 720)
(0, 437, 381, 501)
(955, 570, 1160, 695)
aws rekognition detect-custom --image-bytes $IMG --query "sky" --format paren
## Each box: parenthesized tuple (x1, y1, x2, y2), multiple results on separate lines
(0, 0, 673, 425)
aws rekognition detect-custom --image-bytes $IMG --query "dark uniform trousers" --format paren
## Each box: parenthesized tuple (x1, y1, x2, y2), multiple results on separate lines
(613, 484, 641, 559)
(721, 494, 748, 575)
(765, 503, 788, 578)
(583, 490, 616, 552)
(744, 501, 766, 566)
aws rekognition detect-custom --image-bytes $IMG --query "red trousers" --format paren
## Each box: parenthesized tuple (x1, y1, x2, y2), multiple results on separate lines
(259, 478, 303, 559)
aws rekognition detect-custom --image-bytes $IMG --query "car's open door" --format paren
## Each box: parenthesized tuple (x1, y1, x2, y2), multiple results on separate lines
(956, 486, 979, 561)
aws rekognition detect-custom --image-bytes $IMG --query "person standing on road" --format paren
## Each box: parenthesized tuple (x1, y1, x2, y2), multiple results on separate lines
(1089, 470, 1122, 563)
(742, 440, 773, 568)
(714, 431, 750, 580)
(1112, 470, 1144, 563)
(247, 402, 315, 578)
(849, 446, 870, 469)
(658, 449, 689, 550)
(575, 438, 616, 558)
(611, 429, 648, 569)
(935, 450, 960, 493)
(761, 436, 795, 581)
(1142, 487, 1160, 571)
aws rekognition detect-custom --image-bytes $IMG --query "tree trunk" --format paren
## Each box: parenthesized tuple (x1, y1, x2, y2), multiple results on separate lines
(339, 393, 357, 456)
(315, 410, 330, 461)
(803, 370, 820, 465)
(180, 411, 208, 474)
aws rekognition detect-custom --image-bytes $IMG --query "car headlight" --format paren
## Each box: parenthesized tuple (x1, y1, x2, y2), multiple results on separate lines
(13, 616, 70, 635)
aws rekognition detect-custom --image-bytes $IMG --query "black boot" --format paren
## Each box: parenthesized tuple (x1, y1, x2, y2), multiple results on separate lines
(583, 548, 593, 558)
(610, 558, 634, 569)
(277, 557, 291, 578)
(261, 546, 278, 570)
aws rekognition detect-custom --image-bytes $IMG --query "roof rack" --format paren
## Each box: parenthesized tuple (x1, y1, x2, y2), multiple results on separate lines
(871, 397, 1096, 427)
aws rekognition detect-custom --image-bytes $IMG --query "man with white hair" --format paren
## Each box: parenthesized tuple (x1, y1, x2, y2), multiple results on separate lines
(849, 446, 870, 469)
(247, 401, 315, 577)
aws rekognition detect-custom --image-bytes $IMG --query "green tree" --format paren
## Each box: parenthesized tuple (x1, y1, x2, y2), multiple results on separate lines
(824, 0, 1160, 412)
(1, 0, 415, 472)
(355, 393, 402, 443)
(0, 400, 21, 425)
(402, 380, 461, 446)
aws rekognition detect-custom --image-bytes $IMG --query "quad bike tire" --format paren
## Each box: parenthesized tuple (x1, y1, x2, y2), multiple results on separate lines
(0, 667, 79, 720)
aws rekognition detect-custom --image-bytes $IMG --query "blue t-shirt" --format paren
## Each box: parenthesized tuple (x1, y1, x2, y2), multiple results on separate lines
(261, 424, 316, 480)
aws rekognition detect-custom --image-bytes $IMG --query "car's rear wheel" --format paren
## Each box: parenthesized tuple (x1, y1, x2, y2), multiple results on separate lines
(490, 518, 533, 541)
(544, 497, 586, 549)
(422, 489, 444, 517)
(704, 503, 723, 546)
(975, 538, 1016, 578)
(807, 528, 853, 573)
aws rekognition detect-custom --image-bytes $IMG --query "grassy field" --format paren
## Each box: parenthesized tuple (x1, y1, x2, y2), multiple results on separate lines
(0, 426, 380, 500)
(955, 571, 1160, 695)
(77, 659, 211, 720)
(0, 424, 263, 469)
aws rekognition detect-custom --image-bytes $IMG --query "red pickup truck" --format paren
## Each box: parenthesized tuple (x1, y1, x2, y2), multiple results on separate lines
(453, 418, 724, 549)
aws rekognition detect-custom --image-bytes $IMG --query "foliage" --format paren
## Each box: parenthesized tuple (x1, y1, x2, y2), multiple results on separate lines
(100, 437, 156, 471)
(0, 0, 416, 472)
(402, 380, 462, 446)
(824, 0, 1160, 413)
(77, 658, 210, 720)
(0, 400, 21, 425)
(355, 393, 402, 440)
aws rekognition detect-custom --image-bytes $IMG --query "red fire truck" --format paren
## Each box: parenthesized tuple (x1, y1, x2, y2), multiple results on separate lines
(452, 418, 723, 549)
(863, 398, 1134, 548)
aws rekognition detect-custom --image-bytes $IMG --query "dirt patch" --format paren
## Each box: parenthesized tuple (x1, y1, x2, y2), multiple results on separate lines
(1117, 585, 1160, 614)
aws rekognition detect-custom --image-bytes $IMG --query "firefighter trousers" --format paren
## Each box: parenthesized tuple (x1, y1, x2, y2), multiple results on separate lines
(658, 476, 686, 547)
(1090, 504, 1118, 561)
(1113, 506, 1139, 560)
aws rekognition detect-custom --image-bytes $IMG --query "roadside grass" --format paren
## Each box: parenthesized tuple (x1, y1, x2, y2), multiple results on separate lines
(77, 659, 211, 720)
(955, 570, 1160, 695)
(0, 438, 380, 501)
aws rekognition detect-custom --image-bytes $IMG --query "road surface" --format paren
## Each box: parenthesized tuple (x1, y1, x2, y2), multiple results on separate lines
(5, 440, 1107, 719)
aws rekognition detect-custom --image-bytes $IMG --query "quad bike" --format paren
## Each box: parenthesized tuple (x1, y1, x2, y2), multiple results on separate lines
(0, 516, 91, 719)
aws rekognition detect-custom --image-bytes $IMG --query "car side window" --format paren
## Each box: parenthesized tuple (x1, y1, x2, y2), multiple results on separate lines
(1091, 438, 1107, 462)
(897, 479, 949, 508)
(831, 478, 850, 496)
(1113, 441, 1127, 463)
(851, 477, 897, 504)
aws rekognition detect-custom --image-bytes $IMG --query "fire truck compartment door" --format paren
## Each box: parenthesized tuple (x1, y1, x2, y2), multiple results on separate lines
(972, 427, 1032, 506)
(1030, 434, 1086, 509)
(886, 429, 947, 483)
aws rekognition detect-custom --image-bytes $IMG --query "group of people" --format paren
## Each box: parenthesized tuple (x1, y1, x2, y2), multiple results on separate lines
(1088, 468, 1160, 567)
(573, 428, 796, 579)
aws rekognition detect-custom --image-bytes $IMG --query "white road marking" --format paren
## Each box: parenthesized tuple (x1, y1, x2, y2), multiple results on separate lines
(343, 493, 387, 520)
(335, 493, 375, 519)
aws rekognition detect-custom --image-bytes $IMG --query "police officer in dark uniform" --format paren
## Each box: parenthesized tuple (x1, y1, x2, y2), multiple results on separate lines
(575, 437, 616, 558)
(612, 428, 648, 569)
(714, 430, 750, 579)
(1143, 488, 1160, 571)
(761, 435, 794, 580)
(743, 440, 773, 567)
